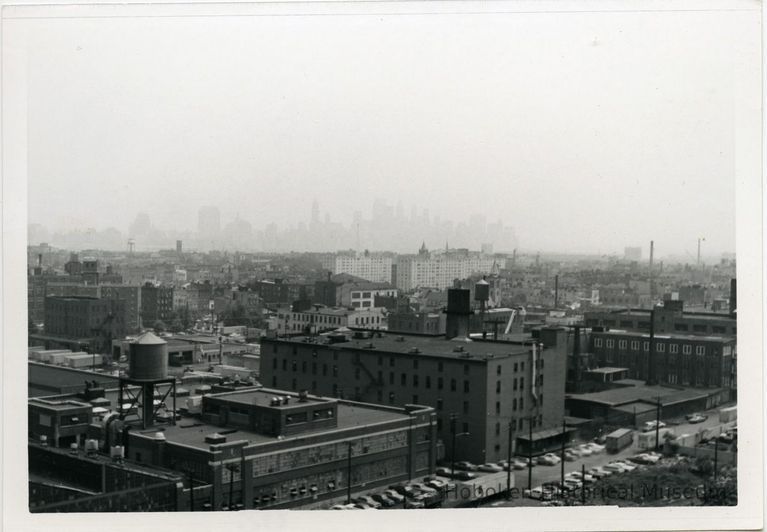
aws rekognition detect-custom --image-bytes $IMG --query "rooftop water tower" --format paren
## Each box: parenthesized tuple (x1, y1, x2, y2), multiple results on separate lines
(119, 331, 176, 429)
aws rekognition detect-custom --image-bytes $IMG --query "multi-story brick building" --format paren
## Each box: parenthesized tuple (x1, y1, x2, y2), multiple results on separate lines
(46, 283, 141, 333)
(125, 388, 436, 510)
(259, 327, 568, 463)
(43, 296, 127, 353)
(275, 306, 387, 336)
(140, 282, 175, 325)
(321, 253, 393, 283)
(395, 252, 505, 291)
(584, 298, 736, 337)
(589, 329, 735, 389)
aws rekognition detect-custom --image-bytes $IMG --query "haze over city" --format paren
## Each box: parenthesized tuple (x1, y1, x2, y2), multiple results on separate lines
(24, 7, 743, 256)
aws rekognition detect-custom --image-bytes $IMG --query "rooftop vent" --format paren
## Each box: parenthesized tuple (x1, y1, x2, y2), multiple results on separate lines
(205, 433, 227, 444)
(298, 390, 309, 403)
(270, 396, 282, 406)
(282, 396, 290, 405)
(409, 347, 421, 354)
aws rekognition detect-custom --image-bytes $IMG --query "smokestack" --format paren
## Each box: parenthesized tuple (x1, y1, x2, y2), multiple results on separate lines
(554, 275, 559, 308)
(649, 241, 654, 298)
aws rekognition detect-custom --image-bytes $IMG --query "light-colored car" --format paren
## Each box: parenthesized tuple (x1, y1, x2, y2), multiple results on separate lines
(511, 459, 527, 470)
(569, 471, 595, 483)
(353, 496, 382, 509)
(588, 466, 612, 479)
(686, 413, 708, 424)
(613, 461, 637, 472)
(524, 487, 552, 500)
(585, 442, 605, 453)
(577, 444, 593, 457)
(563, 451, 578, 462)
(643, 420, 667, 432)
(603, 463, 626, 473)
(478, 463, 504, 473)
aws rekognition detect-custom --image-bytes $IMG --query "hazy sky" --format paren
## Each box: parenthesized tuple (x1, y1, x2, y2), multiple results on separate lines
(23, 1, 759, 255)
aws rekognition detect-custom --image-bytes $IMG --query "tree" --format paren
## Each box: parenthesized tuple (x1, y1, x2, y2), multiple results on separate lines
(153, 320, 167, 333)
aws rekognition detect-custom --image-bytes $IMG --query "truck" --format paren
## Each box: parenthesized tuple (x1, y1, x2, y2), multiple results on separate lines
(605, 428, 634, 453)
(719, 406, 737, 423)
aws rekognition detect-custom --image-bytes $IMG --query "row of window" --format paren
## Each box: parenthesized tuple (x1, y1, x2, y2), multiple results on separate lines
(595, 337, 719, 355)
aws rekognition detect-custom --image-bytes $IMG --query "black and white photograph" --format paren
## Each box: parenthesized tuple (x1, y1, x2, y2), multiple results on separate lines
(1, 0, 763, 530)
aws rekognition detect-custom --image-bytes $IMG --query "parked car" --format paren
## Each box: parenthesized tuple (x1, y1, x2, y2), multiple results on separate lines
(424, 478, 449, 491)
(585, 442, 606, 453)
(603, 462, 626, 473)
(523, 487, 552, 500)
(352, 496, 382, 509)
(389, 484, 416, 498)
(718, 432, 735, 444)
(353, 502, 376, 510)
(410, 482, 438, 494)
(686, 413, 708, 424)
(454, 461, 478, 471)
(435, 466, 453, 478)
(404, 499, 425, 509)
(563, 450, 578, 462)
(568, 471, 595, 484)
(496, 460, 509, 470)
(453, 470, 477, 481)
(613, 461, 637, 472)
(577, 444, 593, 457)
(383, 489, 405, 503)
(478, 463, 503, 473)
(537, 454, 559, 466)
(643, 420, 667, 432)
(588, 466, 612, 479)
(511, 458, 528, 470)
(371, 493, 396, 507)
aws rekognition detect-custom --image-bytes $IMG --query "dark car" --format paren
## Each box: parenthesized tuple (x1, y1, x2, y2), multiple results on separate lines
(453, 471, 477, 481)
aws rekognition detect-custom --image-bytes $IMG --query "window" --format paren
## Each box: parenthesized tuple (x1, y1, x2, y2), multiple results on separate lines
(390, 357, 395, 367)
(631, 341, 639, 350)
(670, 344, 679, 354)
(282, 359, 287, 371)
(696, 346, 705, 356)
(450, 379, 457, 392)
(413, 375, 419, 387)
(413, 359, 419, 369)
(436, 398, 443, 411)
(497, 366, 502, 375)
(438, 377, 444, 390)
(657, 343, 665, 353)
(389, 392, 395, 404)
(425, 376, 431, 389)
(643, 342, 650, 352)
(302, 361, 307, 373)
(606, 339, 614, 348)
(495, 423, 501, 436)
(463, 364, 469, 375)
(463, 380, 470, 393)
(619, 340, 627, 349)
(272, 358, 277, 370)
(513, 378, 517, 391)
(683, 345, 692, 355)
(463, 401, 469, 414)
(514, 363, 518, 372)
(333, 365, 338, 377)
(520, 362, 524, 371)
(513, 398, 517, 411)
(496, 381, 501, 394)
(401, 373, 407, 386)
(519, 397, 524, 410)
(495, 401, 500, 414)
(520, 377, 524, 390)
(539, 375, 544, 386)
(594, 338, 603, 348)
(322, 364, 328, 376)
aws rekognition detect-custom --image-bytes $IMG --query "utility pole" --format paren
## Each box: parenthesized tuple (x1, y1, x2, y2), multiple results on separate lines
(581, 463, 586, 505)
(346, 441, 353, 504)
(506, 421, 513, 499)
(655, 397, 662, 452)
(560, 418, 566, 485)
(528, 417, 533, 490)
(450, 414, 458, 479)
(713, 437, 719, 482)
(189, 473, 194, 512)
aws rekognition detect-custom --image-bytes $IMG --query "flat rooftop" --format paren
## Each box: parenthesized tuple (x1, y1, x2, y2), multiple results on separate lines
(157, 398, 407, 450)
(210, 388, 332, 409)
(568, 384, 718, 407)
(270, 332, 535, 361)
(586, 367, 628, 374)
(592, 329, 735, 343)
